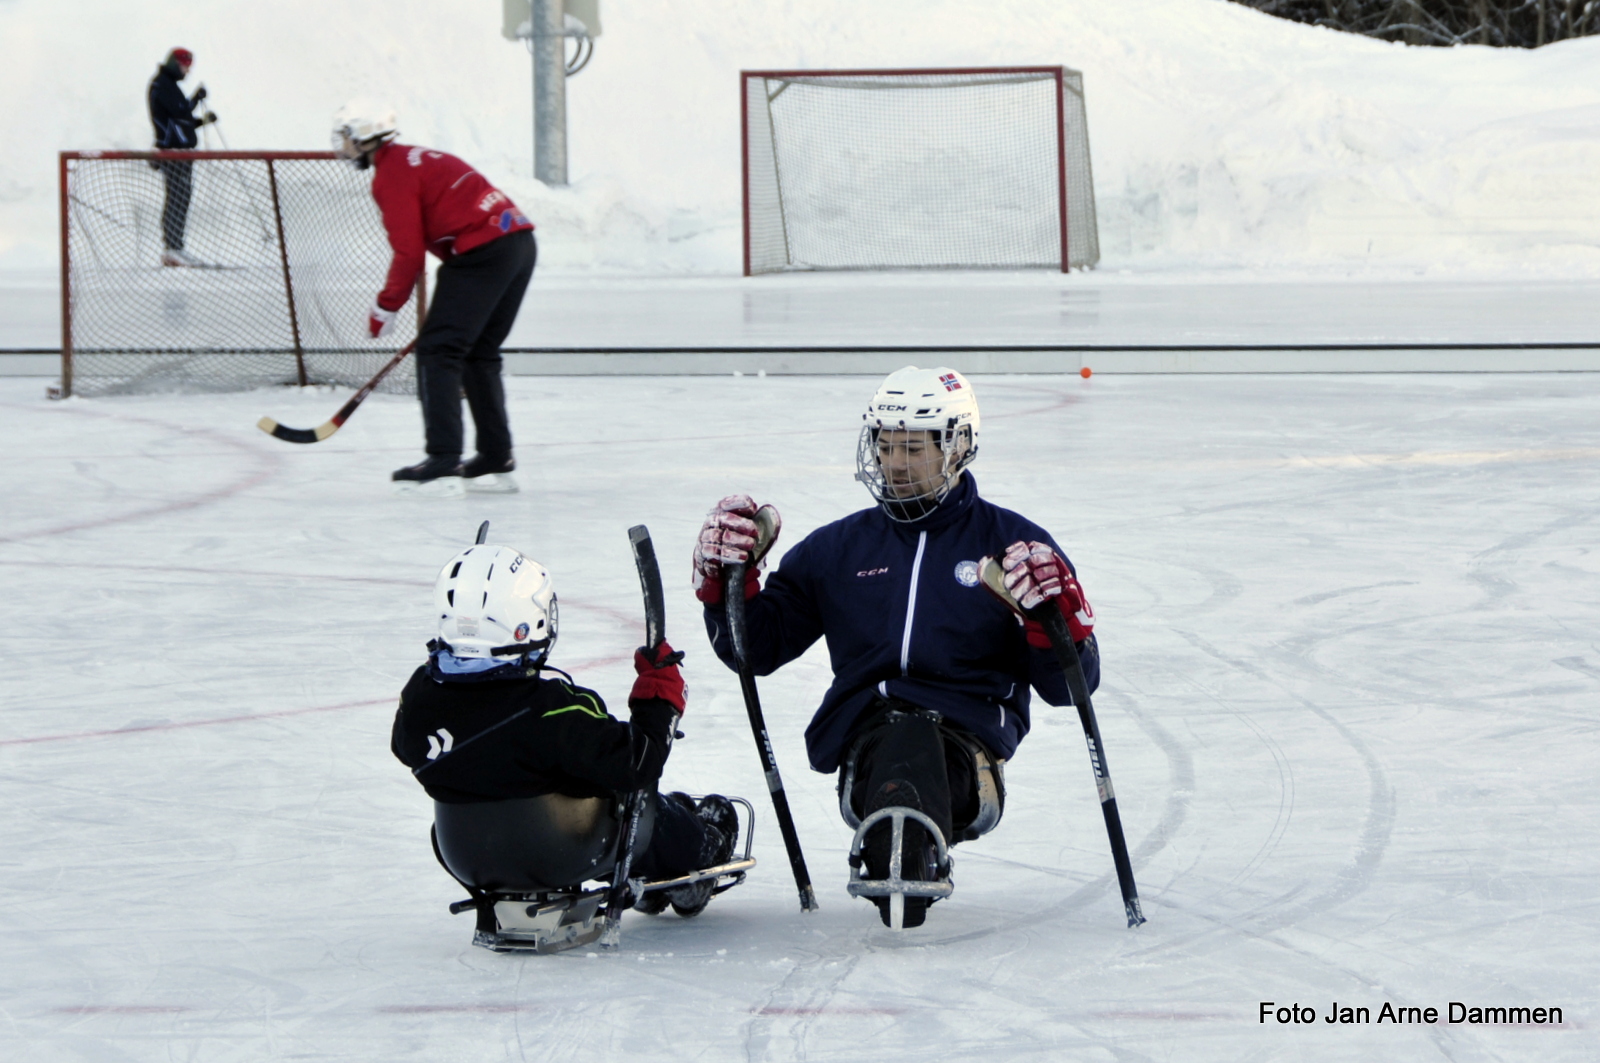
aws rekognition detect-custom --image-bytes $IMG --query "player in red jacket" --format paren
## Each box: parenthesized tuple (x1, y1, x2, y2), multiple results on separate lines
(334, 103, 536, 495)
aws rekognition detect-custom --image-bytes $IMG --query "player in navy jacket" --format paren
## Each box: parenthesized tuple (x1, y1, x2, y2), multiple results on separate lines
(694, 367, 1100, 927)
(333, 102, 536, 495)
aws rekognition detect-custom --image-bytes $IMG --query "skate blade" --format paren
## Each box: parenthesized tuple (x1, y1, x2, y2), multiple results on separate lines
(392, 477, 465, 499)
(465, 472, 518, 494)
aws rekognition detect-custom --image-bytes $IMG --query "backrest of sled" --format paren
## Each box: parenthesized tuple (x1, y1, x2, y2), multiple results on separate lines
(434, 794, 654, 892)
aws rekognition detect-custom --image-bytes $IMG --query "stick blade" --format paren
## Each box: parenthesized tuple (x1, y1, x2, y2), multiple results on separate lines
(256, 415, 328, 445)
(628, 525, 666, 652)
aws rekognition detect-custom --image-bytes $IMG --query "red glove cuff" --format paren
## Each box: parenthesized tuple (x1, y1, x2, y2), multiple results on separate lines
(1022, 594, 1095, 648)
(693, 564, 761, 607)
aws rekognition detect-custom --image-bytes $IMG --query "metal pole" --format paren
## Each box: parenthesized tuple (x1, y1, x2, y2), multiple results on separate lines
(531, 0, 567, 186)
(58, 152, 73, 398)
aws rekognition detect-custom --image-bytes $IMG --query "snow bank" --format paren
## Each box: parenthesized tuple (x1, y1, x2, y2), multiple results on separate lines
(2, 0, 1599, 276)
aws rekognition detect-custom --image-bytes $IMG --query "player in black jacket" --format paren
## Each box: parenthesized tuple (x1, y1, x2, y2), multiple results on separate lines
(146, 47, 215, 267)
(391, 542, 738, 916)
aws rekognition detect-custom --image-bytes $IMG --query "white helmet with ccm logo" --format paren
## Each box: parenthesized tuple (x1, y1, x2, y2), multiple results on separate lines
(433, 544, 557, 665)
(855, 366, 981, 521)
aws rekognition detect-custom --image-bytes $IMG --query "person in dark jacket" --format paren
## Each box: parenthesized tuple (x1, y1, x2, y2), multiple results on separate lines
(693, 367, 1101, 928)
(146, 47, 215, 267)
(392, 541, 738, 917)
(333, 101, 536, 496)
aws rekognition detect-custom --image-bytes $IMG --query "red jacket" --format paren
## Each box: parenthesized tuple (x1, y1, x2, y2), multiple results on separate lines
(369, 142, 535, 311)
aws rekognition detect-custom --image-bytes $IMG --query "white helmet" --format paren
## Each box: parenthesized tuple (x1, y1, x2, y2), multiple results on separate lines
(854, 366, 980, 522)
(433, 544, 558, 666)
(331, 100, 398, 165)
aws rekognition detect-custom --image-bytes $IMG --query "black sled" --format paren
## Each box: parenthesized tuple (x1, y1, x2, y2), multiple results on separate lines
(432, 792, 756, 954)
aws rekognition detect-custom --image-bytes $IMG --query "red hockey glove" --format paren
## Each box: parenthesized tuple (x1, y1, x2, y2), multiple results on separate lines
(692, 494, 780, 605)
(629, 641, 686, 713)
(998, 540, 1096, 646)
(368, 303, 397, 339)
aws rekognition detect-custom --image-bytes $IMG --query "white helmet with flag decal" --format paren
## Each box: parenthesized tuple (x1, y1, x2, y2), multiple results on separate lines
(331, 100, 399, 167)
(854, 366, 980, 522)
(432, 544, 557, 666)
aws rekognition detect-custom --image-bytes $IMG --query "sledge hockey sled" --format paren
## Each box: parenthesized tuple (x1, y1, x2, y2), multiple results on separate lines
(431, 792, 756, 954)
(838, 722, 1007, 929)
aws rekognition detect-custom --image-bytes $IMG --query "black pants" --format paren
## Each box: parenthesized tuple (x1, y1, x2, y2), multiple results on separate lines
(844, 702, 981, 847)
(415, 230, 536, 460)
(159, 160, 193, 250)
(630, 791, 706, 880)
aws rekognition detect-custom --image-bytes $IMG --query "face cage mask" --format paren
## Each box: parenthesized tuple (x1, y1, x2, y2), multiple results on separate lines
(332, 128, 385, 169)
(854, 424, 975, 523)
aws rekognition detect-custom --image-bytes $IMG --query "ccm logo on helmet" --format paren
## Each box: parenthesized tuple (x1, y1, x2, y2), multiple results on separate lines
(876, 404, 907, 412)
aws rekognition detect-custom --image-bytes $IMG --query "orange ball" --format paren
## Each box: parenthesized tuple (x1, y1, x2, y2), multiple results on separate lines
(1080, 366, 1093, 378)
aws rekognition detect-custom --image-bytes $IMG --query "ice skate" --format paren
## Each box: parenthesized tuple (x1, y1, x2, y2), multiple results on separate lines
(392, 456, 464, 498)
(160, 248, 202, 267)
(847, 779, 953, 930)
(463, 453, 518, 494)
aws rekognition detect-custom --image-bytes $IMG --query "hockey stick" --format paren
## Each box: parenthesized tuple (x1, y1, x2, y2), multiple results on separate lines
(978, 557, 1146, 928)
(725, 556, 819, 913)
(256, 339, 415, 444)
(600, 524, 677, 948)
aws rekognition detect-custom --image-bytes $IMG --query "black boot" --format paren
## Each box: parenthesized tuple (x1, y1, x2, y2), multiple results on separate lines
(669, 794, 738, 917)
(392, 455, 464, 496)
(462, 453, 515, 478)
(462, 452, 518, 494)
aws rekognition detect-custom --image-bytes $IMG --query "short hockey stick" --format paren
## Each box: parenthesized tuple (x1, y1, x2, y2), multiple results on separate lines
(725, 559, 819, 913)
(256, 339, 416, 444)
(601, 524, 677, 948)
(978, 557, 1146, 928)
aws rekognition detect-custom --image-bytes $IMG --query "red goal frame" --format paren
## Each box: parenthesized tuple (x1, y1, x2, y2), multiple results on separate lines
(740, 67, 1070, 276)
(56, 150, 424, 398)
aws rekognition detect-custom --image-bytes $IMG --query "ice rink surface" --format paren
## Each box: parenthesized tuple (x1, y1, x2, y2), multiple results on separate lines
(2, 370, 1597, 1061)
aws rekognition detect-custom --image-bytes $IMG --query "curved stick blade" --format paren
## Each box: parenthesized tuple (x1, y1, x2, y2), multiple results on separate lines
(255, 415, 329, 445)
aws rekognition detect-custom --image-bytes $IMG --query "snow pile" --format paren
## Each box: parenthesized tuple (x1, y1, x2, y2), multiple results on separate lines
(2, 0, 1599, 276)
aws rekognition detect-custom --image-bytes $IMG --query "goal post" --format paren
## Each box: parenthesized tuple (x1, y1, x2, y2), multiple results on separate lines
(742, 66, 1099, 276)
(57, 150, 424, 398)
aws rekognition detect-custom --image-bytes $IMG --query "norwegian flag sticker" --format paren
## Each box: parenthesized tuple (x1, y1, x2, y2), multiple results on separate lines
(939, 373, 962, 391)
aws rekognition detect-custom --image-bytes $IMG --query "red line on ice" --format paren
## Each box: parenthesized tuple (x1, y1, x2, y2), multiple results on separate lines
(0, 654, 631, 748)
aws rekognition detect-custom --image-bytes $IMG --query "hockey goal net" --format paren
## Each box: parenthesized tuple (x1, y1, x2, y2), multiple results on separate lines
(742, 66, 1099, 276)
(57, 150, 422, 398)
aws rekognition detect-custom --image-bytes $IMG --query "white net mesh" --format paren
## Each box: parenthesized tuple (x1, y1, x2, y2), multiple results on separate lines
(61, 152, 419, 397)
(744, 68, 1098, 274)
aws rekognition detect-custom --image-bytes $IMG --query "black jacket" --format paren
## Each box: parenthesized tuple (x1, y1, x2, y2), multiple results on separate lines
(703, 474, 1099, 773)
(148, 64, 201, 149)
(391, 665, 677, 804)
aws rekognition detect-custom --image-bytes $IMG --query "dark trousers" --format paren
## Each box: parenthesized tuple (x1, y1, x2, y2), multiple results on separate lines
(630, 791, 705, 880)
(416, 230, 536, 460)
(844, 704, 980, 847)
(159, 160, 193, 250)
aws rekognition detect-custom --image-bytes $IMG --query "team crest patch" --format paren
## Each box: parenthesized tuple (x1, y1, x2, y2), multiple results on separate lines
(939, 373, 963, 391)
(954, 560, 979, 587)
(514, 622, 530, 640)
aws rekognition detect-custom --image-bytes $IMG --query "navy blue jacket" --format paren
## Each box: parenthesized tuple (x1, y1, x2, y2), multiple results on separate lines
(703, 475, 1099, 774)
(148, 66, 201, 149)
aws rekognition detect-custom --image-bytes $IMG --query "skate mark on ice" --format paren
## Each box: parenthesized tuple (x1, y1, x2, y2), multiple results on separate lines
(0, 401, 280, 545)
(743, 945, 864, 1063)
(1292, 580, 1417, 606)
(1554, 656, 1600, 682)
(1176, 631, 1394, 936)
